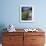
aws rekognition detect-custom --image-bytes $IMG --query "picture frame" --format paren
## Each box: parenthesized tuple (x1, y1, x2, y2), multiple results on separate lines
(20, 5, 35, 22)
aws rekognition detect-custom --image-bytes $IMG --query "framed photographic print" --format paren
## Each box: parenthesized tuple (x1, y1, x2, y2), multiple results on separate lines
(20, 5, 34, 22)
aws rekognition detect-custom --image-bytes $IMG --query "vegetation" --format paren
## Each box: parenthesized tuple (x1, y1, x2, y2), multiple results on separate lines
(22, 11, 29, 20)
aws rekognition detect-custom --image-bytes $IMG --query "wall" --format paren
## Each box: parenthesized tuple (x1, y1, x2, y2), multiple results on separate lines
(0, 0, 46, 29)
(0, 0, 46, 43)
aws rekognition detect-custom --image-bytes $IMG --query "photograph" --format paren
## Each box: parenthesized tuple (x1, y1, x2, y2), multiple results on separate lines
(20, 5, 34, 22)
